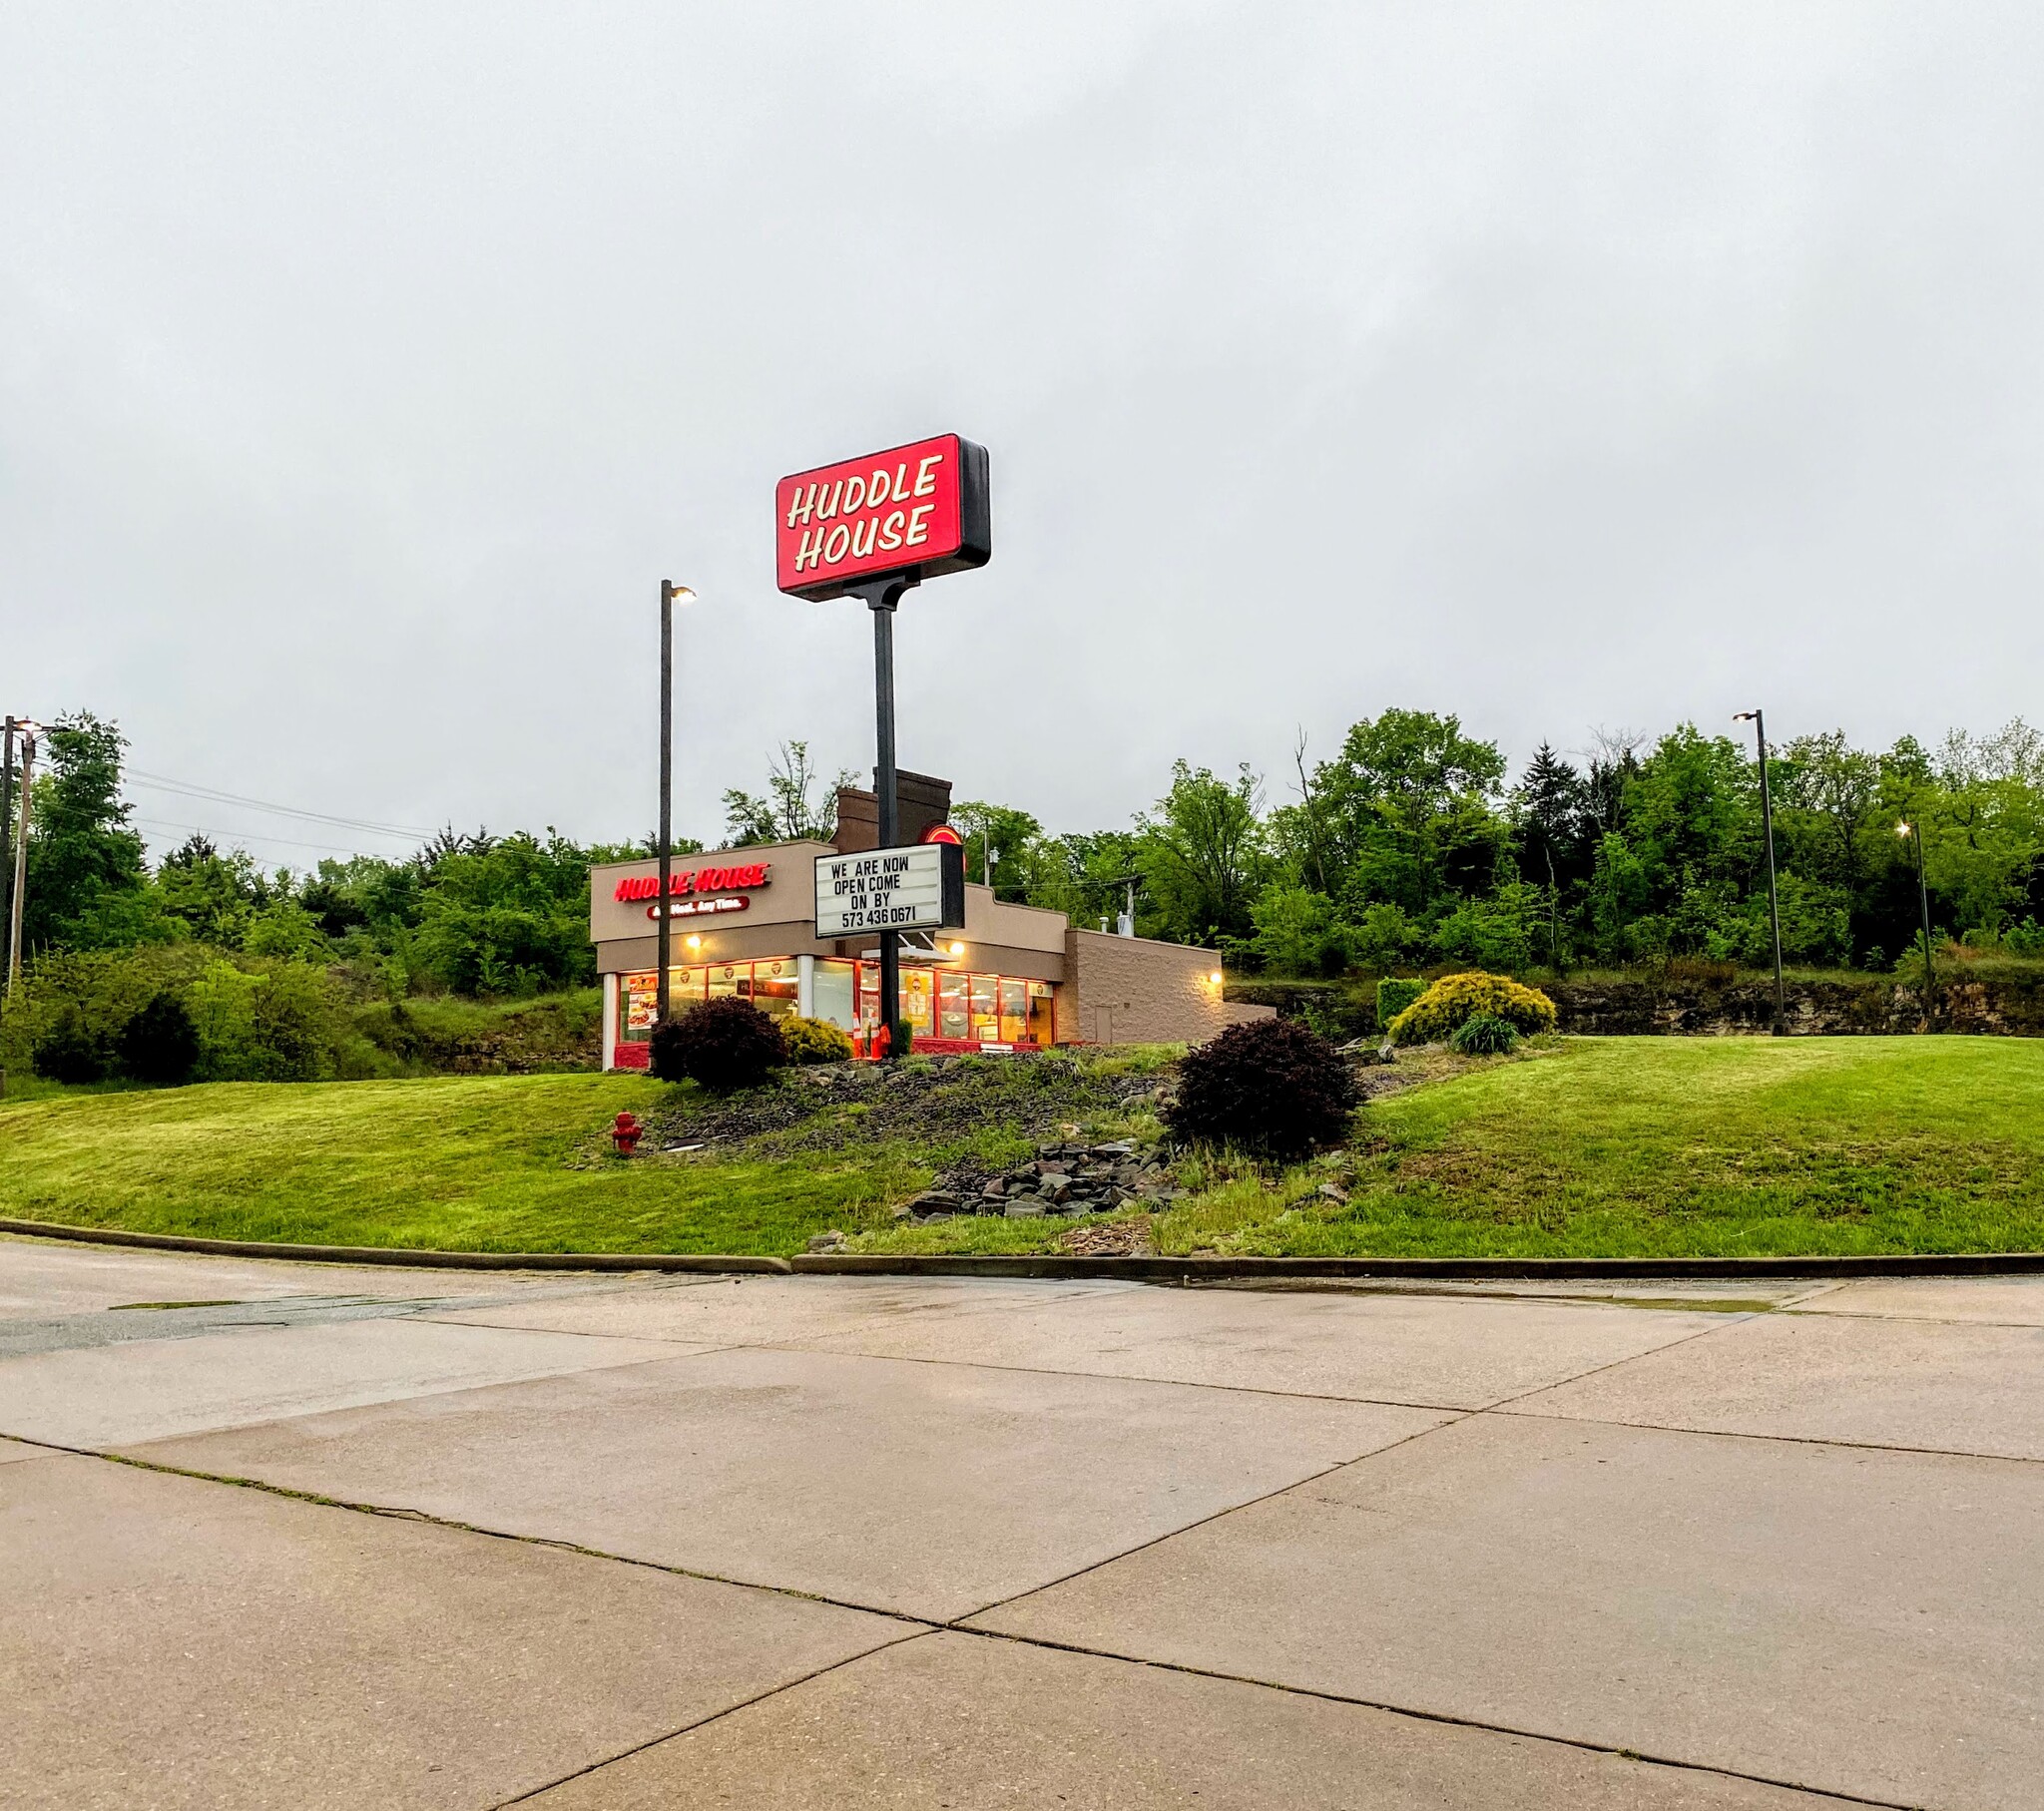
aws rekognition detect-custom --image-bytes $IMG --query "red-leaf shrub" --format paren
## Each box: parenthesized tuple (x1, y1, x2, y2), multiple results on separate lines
(649, 997, 787, 1092)
(1163, 1016, 1358, 1161)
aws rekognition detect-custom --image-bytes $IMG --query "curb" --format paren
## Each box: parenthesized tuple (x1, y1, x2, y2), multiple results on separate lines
(0, 1219, 791, 1275)
(6, 1218, 2044, 1281)
(788, 1251, 2044, 1281)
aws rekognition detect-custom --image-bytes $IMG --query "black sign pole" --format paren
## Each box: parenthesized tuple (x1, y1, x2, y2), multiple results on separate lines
(853, 575, 913, 1053)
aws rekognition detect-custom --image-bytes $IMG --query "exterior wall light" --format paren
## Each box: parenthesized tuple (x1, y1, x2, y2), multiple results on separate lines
(686, 933, 702, 950)
(948, 940, 965, 956)
(1209, 971, 1224, 986)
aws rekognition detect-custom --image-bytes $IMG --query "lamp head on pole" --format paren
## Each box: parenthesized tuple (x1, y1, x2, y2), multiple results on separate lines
(1896, 820, 1911, 838)
(1732, 710, 1759, 723)
(663, 582, 698, 608)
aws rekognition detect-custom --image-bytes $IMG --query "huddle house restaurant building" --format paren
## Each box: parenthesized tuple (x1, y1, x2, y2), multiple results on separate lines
(591, 773, 1252, 1070)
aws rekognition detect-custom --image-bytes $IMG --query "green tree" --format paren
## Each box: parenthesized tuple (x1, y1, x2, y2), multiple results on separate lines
(21, 712, 162, 952)
(1248, 886, 1345, 976)
(951, 800, 1043, 902)
(413, 830, 600, 995)
(1306, 709, 1509, 921)
(1138, 761, 1267, 946)
(723, 741, 854, 845)
(154, 834, 265, 947)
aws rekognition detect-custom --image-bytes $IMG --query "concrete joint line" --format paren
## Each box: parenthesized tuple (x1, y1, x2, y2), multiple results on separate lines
(29, 1440, 940, 1629)
(1491, 1404, 2044, 1468)
(938, 1623, 1930, 1811)
(950, 1408, 1485, 1629)
(488, 1626, 941, 1809)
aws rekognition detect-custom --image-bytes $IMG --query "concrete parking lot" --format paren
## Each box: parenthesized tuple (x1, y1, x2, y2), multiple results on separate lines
(4, 1233, 2041, 1809)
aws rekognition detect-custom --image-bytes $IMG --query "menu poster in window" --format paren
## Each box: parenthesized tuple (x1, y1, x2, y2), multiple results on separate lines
(813, 842, 966, 937)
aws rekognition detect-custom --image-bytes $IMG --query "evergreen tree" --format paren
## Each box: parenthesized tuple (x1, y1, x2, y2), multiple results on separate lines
(21, 712, 160, 951)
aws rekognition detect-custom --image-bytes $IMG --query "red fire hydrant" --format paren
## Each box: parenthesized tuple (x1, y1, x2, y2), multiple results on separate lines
(611, 1111, 643, 1157)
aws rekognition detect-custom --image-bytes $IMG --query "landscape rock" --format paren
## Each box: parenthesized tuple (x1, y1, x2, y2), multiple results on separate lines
(1005, 1201, 1045, 1219)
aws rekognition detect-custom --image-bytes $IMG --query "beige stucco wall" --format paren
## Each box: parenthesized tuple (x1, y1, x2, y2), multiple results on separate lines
(1060, 929, 1228, 1046)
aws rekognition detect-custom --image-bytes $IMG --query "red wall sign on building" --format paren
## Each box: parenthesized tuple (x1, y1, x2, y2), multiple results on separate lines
(775, 434, 991, 601)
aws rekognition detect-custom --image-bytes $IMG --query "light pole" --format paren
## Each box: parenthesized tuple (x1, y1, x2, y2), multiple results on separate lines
(1896, 820, 1936, 1021)
(1734, 709, 1787, 1035)
(5, 721, 34, 998)
(656, 583, 697, 1029)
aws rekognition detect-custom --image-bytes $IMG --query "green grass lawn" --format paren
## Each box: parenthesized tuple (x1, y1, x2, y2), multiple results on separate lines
(0, 1074, 924, 1257)
(2, 1038, 2040, 1259)
(1149, 1036, 2044, 1259)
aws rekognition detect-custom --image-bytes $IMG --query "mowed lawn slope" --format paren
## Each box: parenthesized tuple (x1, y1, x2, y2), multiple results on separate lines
(2, 1038, 2040, 1258)
(1158, 1035, 2044, 1258)
(0, 1075, 918, 1256)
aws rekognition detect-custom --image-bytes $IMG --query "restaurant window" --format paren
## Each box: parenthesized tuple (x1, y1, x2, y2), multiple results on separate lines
(937, 971, 967, 1039)
(967, 973, 998, 1041)
(813, 959, 854, 1030)
(999, 979, 1029, 1043)
(749, 958, 799, 1019)
(1027, 980, 1054, 1047)
(899, 968, 934, 1037)
(844, 962, 1057, 1047)
(619, 962, 807, 1041)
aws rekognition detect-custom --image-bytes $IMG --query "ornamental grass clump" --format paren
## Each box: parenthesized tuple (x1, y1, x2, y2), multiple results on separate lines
(1388, 971, 1555, 1047)
(779, 1014, 854, 1065)
(650, 997, 787, 1092)
(1163, 1016, 1359, 1163)
(1448, 1013, 1520, 1057)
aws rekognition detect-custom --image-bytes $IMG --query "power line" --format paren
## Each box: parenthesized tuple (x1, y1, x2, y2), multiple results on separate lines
(127, 769, 440, 840)
(132, 814, 413, 861)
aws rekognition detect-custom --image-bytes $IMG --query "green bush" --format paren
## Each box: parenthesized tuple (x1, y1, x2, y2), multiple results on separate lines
(1163, 1016, 1358, 1161)
(33, 1007, 112, 1085)
(1376, 977, 1426, 1031)
(117, 993, 201, 1086)
(780, 1014, 853, 1065)
(1388, 971, 1556, 1046)
(651, 996, 786, 1092)
(1448, 1013, 1519, 1056)
(249, 963, 342, 1081)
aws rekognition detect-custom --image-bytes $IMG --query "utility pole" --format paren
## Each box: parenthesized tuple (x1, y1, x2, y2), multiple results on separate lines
(1734, 709, 1787, 1035)
(7, 724, 33, 998)
(0, 717, 15, 986)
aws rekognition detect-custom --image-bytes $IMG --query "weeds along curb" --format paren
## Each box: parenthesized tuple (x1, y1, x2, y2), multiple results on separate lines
(0, 1218, 791, 1274)
(7, 1217, 2044, 1281)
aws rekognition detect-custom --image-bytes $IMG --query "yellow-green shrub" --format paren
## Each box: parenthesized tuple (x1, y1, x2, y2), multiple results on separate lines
(779, 1014, 854, 1065)
(1387, 971, 1555, 1045)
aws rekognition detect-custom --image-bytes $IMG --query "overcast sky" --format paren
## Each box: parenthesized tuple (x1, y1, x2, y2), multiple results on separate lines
(4, 3, 2040, 867)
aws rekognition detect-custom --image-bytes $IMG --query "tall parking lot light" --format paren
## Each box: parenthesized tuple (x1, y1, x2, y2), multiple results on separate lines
(1896, 820, 1936, 1019)
(5, 720, 34, 998)
(657, 583, 697, 1028)
(1733, 709, 1787, 1035)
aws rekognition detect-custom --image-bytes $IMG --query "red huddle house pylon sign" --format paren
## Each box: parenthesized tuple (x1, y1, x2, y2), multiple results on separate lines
(775, 434, 991, 601)
(776, 430, 990, 1057)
